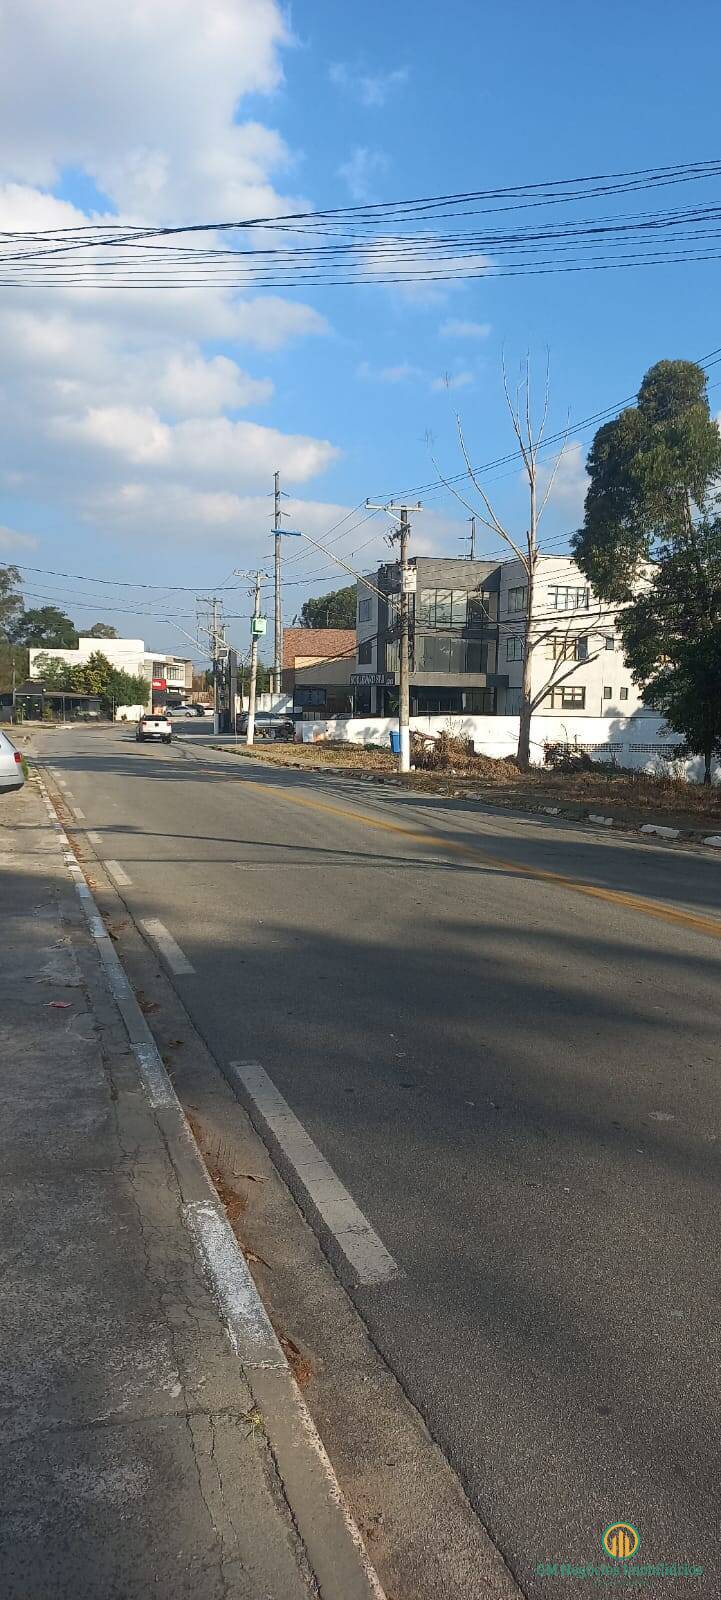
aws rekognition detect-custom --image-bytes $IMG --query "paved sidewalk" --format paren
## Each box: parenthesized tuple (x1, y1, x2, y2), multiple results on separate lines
(0, 777, 374, 1599)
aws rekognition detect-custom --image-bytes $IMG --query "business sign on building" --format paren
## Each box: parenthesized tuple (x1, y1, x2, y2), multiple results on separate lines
(151, 678, 167, 690)
(350, 671, 396, 687)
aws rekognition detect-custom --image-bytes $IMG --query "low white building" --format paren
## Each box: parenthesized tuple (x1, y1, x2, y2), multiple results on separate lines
(28, 637, 193, 705)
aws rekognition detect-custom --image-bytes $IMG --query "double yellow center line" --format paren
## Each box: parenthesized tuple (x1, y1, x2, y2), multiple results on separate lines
(242, 777, 721, 943)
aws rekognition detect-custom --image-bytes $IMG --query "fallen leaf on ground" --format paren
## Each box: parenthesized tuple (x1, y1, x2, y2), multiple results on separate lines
(49, 1001, 72, 1009)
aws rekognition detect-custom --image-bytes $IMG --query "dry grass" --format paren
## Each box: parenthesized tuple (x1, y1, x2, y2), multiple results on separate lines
(214, 738, 721, 829)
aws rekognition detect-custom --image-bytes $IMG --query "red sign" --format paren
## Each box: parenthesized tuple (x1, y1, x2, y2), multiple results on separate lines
(152, 678, 167, 690)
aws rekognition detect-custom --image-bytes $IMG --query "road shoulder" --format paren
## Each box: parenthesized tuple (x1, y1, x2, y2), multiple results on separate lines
(0, 774, 383, 1600)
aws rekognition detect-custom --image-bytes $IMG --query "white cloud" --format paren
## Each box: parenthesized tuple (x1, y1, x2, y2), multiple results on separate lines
(359, 233, 491, 307)
(431, 370, 474, 392)
(329, 63, 408, 108)
(440, 319, 492, 340)
(50, 406, 339, 490)
(338, 147, 388, 203)
(537, 440, 589, 519)
(0, 525, 38, 552)
(0, 0, 296, 220)
(0, 9, 341, 558)
(357, 360, 423, 383)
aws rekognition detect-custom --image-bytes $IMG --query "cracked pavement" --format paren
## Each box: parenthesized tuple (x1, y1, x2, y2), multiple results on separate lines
(0, 781, 318, 1599)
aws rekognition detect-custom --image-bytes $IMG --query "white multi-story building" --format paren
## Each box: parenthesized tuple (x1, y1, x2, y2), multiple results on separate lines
(497, 556, 644, 718)
(28, 637, 193, 705)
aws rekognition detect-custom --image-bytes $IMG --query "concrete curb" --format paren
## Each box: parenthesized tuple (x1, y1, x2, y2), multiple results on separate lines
(35, 772, 387, 1600)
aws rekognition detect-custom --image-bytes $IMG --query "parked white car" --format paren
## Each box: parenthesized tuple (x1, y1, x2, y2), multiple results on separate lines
(136, 713, 172, 745)
(0, 729, 26, 792)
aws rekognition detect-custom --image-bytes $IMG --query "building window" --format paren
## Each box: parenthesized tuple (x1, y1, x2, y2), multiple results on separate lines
(507, 585, 528, 614)
(357, 640, 372, 665)
(603, 686, 612, 700)
(605, 635, 615, 651)
(620, 686, 629, 701)
(546, 685, 586, 709)
(468, 589, 497, 624)
(418, 588, 471, 628)
(506, 635, 524, 661)
(548, 585, 590, 611)
(416, 635, 492, 674)
(504, 687, 523, 713)
(152, 661, 164, 677)
(545, 634, 588, 662)
(358, 597, 372, 623)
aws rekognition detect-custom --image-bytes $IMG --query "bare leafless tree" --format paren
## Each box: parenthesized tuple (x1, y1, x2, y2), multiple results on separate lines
(436, 357, 611, 769)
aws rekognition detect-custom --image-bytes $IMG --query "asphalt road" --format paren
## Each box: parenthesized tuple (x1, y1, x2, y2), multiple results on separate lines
(36, 725, 721, 1596)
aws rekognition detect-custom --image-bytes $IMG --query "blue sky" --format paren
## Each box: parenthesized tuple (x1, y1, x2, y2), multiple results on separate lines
(0, 0, 719, 661)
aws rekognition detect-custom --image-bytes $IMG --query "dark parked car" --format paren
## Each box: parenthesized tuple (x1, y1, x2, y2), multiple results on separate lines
(236, 712, 295, 741)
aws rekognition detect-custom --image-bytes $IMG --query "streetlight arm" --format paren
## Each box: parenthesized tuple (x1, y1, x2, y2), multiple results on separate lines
(280, 531, 387, 601)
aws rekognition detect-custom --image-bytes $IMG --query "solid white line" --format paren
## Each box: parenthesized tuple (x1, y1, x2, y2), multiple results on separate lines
(106, 859, 131, 887)
(140, 917, 195, 974)
(229, 1059, 400, 1287)
(87, 831, 102, 845)
(72, 807, 86, 820)
(184, 1199, 286, 1369)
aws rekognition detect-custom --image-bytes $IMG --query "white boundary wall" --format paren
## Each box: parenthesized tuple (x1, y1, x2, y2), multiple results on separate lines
(298, 712, 719, 782)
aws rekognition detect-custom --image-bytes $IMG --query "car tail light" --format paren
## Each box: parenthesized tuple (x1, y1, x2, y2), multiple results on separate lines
(14, 751, 22, 764)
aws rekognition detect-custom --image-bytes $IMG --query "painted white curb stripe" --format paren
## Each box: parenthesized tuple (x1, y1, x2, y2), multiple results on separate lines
(131, 1041, 178, 1110)
(141, 917, 194, 974)
(230, 1059, 400, 1288)
(184, 1199, 285, 1370)
(106, 859, 131, 887)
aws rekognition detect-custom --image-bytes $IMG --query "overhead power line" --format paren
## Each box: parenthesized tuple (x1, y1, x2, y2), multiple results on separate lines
(3, 159, 721, 289)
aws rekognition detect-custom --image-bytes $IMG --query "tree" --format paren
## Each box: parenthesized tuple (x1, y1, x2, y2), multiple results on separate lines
(439, 358, 595, 770)
(11, 605, 77, 648)
(31, 648, 149, 717)
(86, 622, 118, 639)
(0, 565, 23, 640)
(642, 631, 721, 785)
(573, 359, 721, 782)
(573, 360, 721, 599)
(300, 585, 356, 630)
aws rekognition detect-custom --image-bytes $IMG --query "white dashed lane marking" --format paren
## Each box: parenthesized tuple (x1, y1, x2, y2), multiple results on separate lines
(140, 917, 195, 975)
(229, 1059, 400, 1288)
(106, 860, 131, 887)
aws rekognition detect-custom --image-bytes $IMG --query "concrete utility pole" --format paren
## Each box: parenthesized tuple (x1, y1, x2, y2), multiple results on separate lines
(398, 507, 411, 772)
(246, 571, 262, 747)
(273, 470, 282, 697)
(365, 500, 422, 774)
(211, 597, 220, 734)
